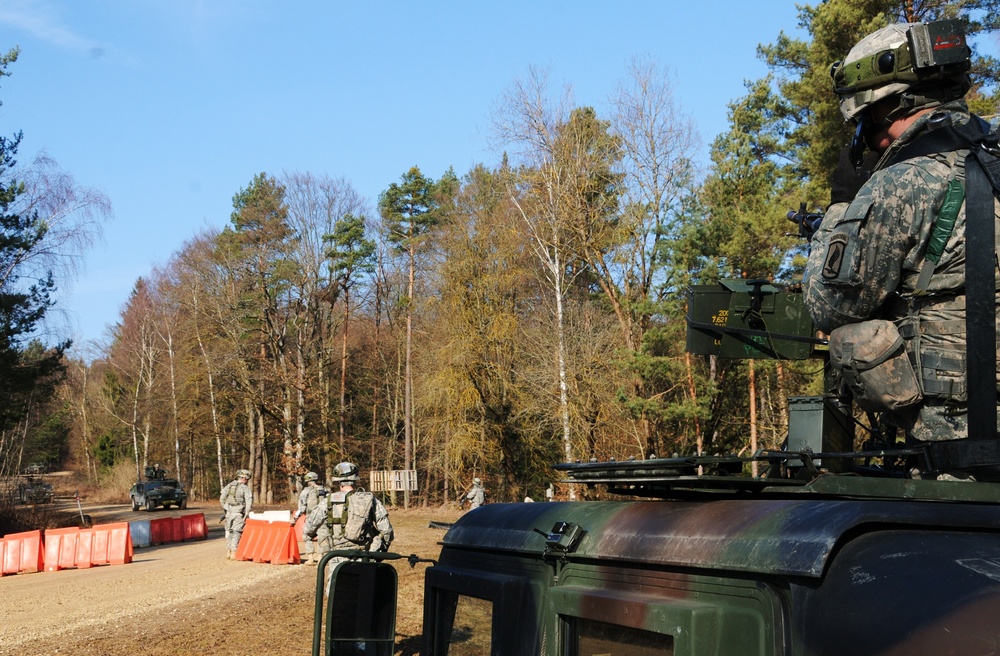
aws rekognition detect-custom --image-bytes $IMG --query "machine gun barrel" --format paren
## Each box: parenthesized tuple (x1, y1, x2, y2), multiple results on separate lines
(787, 203, 824, 240)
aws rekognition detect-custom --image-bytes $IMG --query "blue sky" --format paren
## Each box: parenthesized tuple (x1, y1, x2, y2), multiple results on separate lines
(0, 1, 823, 353)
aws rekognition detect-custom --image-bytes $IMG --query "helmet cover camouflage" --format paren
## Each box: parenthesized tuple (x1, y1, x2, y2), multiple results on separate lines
(831, 21, 970, 121)
(332, 462, 360, 483)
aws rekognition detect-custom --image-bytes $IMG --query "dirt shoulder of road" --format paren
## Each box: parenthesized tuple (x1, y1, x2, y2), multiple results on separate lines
(0, 497, 462, 656)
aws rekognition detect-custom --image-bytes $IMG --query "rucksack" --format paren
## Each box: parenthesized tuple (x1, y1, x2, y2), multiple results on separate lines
(327, 490, 376, 543)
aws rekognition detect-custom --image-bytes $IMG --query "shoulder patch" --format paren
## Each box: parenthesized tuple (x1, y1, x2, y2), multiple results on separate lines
(822, 232, 849, 279)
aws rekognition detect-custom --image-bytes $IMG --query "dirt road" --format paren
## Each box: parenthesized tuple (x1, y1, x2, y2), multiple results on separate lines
(0, 501, 459, 656)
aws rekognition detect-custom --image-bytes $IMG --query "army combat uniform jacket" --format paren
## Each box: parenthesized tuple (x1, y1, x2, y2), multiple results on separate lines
(293, 484, 321, 522)
(304, 487, 393, 553)
(804, 101, 1000, 441)
(220, 479, 253, 551)
(465, 484, 485, 509)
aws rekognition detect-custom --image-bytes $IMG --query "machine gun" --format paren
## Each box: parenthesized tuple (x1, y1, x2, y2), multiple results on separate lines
(680, 278, 999, 484)
(786, 203, 824, 240)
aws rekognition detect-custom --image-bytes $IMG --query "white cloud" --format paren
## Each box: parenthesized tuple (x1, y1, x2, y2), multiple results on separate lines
(0, 0, 105, 56)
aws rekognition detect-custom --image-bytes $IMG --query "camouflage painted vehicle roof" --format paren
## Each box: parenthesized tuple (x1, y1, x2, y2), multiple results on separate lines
(443, 477, 1000, 578)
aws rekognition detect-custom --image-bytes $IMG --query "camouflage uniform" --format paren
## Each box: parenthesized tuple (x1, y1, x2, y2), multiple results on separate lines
(304, 486, 394, 555)
(220, 472, 253, 557)
(465, 479, 485, 509)
(293, 479, 329, 563)
(304, 464, 393, 594)
(804, 102, 1000, 442)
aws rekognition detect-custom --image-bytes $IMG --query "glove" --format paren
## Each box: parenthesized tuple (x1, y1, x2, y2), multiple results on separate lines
(830, 146, 876, 206)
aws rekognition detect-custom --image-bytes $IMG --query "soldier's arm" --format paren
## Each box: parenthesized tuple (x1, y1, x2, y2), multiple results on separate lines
(803, 165, 927, 332)
(373, 499, 394, 549)
(303, 499, 326, 538)
(293, 489, 307, 519)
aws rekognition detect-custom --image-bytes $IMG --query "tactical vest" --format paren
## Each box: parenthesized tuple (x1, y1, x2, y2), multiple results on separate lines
(223, 481, 245, 507)
(882, 115, 1000, 413)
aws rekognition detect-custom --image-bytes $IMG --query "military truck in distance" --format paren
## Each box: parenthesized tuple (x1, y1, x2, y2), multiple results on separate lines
(317, 281, 1000, 656)
(17, 476, 53, 504)
(129, 465, 187, 512)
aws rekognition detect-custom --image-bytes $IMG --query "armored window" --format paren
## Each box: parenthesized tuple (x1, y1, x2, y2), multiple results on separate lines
(563, 616, 673, 655)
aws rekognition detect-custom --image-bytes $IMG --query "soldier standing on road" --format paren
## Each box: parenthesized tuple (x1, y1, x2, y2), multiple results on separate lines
(304, 462, 393, 590)
(220, 469, 253, 560)
(463, 477, 485, 510)
(291, 471, 327, 564)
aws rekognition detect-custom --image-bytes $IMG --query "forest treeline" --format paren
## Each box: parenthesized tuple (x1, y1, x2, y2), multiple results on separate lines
(2, 2, 998, 506)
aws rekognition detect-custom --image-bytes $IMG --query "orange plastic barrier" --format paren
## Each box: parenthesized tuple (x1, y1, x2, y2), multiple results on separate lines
(104, 522, 133, 565)
(234, 518, 267, 561)
(234, 519, 299, 564)
(76, 529, 94, 569)
(294, 514, 305, 541)
(44, 527, 81, 572)
(43, 523, 132, 571)
(2, 530, 44, 575)
(90, 523, 111, 565)
(271, 523, 300, 564)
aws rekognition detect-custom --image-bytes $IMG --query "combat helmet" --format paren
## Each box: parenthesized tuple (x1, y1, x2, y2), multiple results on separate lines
(304, 471, 319, 483)
(473, 477, 482, 486)
(236, 468, 252, 479)
(332, 462, 361, 483)
(830, 20, 971, 123)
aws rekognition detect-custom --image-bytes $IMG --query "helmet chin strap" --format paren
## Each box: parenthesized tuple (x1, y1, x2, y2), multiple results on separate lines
(851, 82, 967, 168)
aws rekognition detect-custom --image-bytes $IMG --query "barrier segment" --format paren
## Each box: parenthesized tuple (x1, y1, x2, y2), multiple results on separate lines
(44, 527, 81, 572)
(149, 517, 172, 545)
(105, 522, 133, 565)
(252, 521, 281, 563)
(270, 522, 300, 564)
(234, 519, 299, 564)
(182, 513, 207, 541)
(90, 524, 111, 565)
(234, 518, 269, 561)
(2, 530, 44, 575)
(130, 519, 152, 549)
(75, 529, 94, 569)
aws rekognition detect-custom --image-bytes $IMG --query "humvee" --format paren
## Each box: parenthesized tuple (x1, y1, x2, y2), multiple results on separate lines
(17, 475, 53, 504)
(129, 465, 188, 512)
(315, 280, 1000, 656)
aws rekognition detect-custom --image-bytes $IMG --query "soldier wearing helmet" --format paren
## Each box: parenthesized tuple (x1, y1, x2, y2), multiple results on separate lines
(303, 462, 393, 591)
(463, 477, 485, 510)
(292, 471, 328, 564)
(220, 468, 253, 559)
(804, 20, 1000, 450)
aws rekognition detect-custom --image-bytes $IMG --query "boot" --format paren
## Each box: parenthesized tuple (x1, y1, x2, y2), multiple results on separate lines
(307, 553, 318, 565)
(227, 549, 235, 560)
